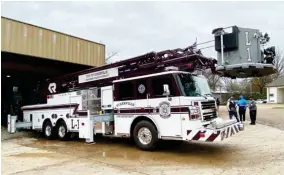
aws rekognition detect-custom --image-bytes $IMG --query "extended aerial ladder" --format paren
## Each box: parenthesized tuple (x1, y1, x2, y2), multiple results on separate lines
(45, 43, 219, 95)
(44, 26, 276, 96)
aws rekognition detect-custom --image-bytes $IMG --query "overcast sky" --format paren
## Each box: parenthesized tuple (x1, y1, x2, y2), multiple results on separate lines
(2, 1, 284, 62)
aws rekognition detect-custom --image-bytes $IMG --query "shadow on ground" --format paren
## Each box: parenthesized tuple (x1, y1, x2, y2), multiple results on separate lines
(6, 130, 241, 167)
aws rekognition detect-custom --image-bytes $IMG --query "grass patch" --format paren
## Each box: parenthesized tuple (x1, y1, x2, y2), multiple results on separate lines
(272, 107, 284, 109)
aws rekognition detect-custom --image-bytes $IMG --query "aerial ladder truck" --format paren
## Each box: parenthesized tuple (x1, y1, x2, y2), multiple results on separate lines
(7, 26, 276, 150)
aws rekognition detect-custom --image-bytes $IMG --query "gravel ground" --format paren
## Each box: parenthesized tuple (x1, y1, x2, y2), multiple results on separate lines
(218, 104, 284, 130)
(2, 104, 284, 175)
(253, 104, 284, 130)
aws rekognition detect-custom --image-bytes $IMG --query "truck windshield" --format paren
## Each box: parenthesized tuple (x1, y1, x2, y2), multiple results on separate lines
(177, 74, 211, 97)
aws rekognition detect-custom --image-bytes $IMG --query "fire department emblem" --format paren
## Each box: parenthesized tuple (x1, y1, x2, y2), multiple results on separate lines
(159, 101, 171, 119)
(138, 84, 146, 94)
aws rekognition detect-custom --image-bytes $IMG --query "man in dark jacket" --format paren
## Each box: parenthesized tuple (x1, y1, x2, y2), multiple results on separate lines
(227, 97, 240, 122)
(249, 98, 257, 125)
(216, 98, 220, 112)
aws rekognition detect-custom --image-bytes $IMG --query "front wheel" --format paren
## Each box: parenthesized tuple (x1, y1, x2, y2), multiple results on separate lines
(133, 121, 158, 151)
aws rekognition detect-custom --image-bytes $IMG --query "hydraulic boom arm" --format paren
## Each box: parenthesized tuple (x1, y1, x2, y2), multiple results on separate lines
(44, 25, 276, 95)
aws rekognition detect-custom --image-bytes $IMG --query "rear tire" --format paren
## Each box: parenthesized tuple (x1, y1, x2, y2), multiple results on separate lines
(43, 121, 55, 140)
(133, 120, 158, 151)
(57, 121, 71, 141)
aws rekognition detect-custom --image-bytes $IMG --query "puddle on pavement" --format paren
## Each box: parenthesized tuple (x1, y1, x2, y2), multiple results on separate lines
(18, 136, 241, 167)
(9, 152, 60, 159)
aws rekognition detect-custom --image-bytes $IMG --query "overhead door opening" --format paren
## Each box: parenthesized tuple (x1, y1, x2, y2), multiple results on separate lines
(1, 52, 92, 126)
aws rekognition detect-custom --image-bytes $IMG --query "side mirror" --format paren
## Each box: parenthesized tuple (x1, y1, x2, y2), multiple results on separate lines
(163, 84, 170, 96)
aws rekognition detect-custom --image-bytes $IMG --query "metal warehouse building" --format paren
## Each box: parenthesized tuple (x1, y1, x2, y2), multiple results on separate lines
(1, 16, 105, 125)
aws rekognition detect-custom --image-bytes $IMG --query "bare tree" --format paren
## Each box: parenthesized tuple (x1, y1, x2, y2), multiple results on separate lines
(220, 78, 237, 92)
(251, 76, 273, 93)
(220, 77, 251, 94)
(251, 48, 284, 93)
(105, 52, 119, 64)
(272, 48, 284, 78)
(239, 78, 251, 93)
(203, 70, 222, 91)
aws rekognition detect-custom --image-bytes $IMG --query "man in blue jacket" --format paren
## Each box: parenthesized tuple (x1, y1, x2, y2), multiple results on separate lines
(237, 96, 248, 122)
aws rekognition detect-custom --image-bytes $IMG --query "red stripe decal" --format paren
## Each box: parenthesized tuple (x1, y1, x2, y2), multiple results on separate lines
(192, 131, 202, 140)
(206, 131, 220, 142)
(187, 130, 191, 135)
(76, 110, 88, 116)
(73, 104, 80, 115)
(230, 127, 234, 136)
(226, 127, 230, 138)
(114, 106, 189, 114)
(221, 130, 225, 140)
(234, 125, 238, 132)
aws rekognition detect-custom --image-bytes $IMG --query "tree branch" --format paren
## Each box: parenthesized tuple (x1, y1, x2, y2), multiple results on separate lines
(105, 52, 119, 64)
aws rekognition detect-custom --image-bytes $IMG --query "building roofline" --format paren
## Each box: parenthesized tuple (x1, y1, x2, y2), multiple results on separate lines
(266, 85, 284, 88)
(266, 75, 284, 87)
(1, 16, 105, 47)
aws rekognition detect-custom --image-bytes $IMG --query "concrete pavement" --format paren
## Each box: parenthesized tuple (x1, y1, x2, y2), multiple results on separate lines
(2, 104, 284, 175)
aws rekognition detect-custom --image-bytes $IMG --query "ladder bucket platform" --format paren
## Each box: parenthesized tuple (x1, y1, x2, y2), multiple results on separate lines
(213, 26, 277, 78)
(217, 63, 276, 78)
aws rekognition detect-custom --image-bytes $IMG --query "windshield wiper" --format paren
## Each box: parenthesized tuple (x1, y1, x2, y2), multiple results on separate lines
(196, 93, 207, 99)
(204, 93, 213, 97)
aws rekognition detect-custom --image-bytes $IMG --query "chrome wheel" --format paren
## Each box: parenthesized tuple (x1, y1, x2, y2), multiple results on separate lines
(58, 125, 66, 138)
(45, 125, 52, 136)
(138, 127, 152, 145)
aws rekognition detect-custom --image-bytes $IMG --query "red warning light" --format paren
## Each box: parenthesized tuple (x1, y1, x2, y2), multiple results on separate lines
(200, 132, 205, 138)
(186, 64, 193, 69)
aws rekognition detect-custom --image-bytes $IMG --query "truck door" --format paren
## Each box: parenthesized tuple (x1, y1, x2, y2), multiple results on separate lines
(101, 86, 114, 110)
(32, 112, 42, 129)
(149, 75, 182, 138)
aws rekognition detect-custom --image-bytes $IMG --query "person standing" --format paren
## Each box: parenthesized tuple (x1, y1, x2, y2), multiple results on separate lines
(216, 98, 220, 112)
(237, 96, 247, 123)
(249, 98, 257, 125)
(227, 97, 240, 122)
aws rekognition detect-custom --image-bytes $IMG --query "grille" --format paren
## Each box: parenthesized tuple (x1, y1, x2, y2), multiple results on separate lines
(201, 100, 217, 121)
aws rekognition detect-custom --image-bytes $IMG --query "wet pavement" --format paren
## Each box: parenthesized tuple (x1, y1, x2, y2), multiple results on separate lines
(2, 104, 284, 175)
(253, 104, 284, 131)
(219, 104, 284, 131)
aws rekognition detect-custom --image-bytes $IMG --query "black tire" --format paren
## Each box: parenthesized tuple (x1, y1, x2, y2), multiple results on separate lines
(56, 121, 71, 141)
(133, 120, 158, 151)
(42, 120, 55, 139)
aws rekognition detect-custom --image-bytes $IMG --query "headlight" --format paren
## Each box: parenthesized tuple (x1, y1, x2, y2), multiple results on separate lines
(189, 106, 201, 120)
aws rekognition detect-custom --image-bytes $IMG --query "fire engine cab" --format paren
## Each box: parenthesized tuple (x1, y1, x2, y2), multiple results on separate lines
(9, 25, 276, 150)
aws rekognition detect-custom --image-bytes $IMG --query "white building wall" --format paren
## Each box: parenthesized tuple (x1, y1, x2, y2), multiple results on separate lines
(277, 88, 284, 103)
(267, 87, 278, 103)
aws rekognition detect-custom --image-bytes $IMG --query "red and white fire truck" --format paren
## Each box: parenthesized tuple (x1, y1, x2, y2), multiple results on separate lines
(9, 26, 276, 150)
